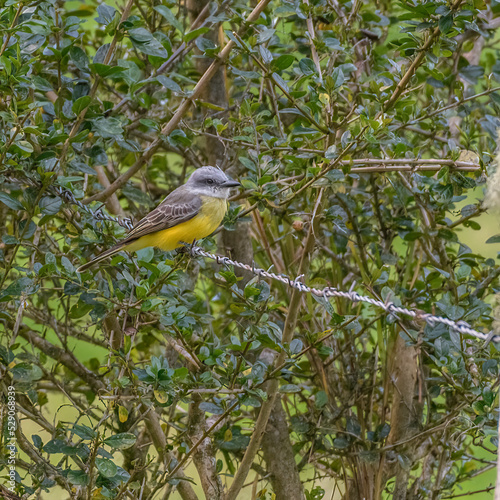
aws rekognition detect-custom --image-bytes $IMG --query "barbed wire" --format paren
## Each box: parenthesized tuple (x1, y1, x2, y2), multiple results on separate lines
(57, 187, 499, 345)
(190, 247, 499, 345)
(53, 186, 134, 231)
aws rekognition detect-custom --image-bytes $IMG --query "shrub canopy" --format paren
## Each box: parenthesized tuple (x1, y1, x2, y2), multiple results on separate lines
(0, 0, 499, 499)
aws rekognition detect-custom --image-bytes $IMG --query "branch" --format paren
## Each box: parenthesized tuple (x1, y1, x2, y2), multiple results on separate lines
(226, 190, 324, 500)
(18, 327, 105, 394)
(95, 165, 124, 216)
(404, 125, 447, 143)
(409, 85, 500, 125)
(83, 0, 272, 205)
(349, 164, 480, 173)
(187, 394, 224, 499)
(377, 0, 465, 116)
(58, 0, 135, 165)
(142, 406, 199, 500)
(261, 396, 305, 500)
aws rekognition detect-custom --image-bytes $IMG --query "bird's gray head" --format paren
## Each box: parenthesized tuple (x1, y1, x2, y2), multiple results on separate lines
(187, 166, 241, 199)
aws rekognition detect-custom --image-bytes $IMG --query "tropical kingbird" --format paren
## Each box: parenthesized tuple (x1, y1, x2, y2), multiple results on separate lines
(77, 166, 241, 272)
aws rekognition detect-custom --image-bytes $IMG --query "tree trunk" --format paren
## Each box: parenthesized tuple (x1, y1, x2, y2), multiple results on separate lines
(261, 395, 305, 500)
(385, 333, 420, 499)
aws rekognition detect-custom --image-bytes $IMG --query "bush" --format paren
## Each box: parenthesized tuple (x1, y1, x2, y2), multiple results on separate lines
(1, 0, 499, 499)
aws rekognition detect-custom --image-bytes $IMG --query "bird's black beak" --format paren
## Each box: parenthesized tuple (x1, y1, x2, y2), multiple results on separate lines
(222, 179, 241, 188)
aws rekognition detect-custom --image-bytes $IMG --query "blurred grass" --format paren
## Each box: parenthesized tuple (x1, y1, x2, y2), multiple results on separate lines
(454, 187, 500, 261)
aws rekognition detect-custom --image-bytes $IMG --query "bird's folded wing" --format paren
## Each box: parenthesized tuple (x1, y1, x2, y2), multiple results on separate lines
(123, 190, 202, 243)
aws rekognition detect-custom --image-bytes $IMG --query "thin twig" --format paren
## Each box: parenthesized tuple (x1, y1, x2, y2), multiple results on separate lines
(377, 0, 465, 117)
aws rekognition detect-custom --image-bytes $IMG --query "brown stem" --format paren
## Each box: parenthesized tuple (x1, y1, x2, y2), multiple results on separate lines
(58, 0, 135, 166)
(377, 0, 465, 117)
(187, 395, 224, 499)
(18, 327, 105, 394)
(225, 190, 324, 500)
(0, 3, 23, 57)
(142, 406, 199, 500)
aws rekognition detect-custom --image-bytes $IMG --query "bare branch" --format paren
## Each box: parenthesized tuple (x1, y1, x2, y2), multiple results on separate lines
(187, 395, 224, 499)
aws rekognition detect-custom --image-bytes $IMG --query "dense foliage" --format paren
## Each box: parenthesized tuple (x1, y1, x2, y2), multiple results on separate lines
(1, 0, 500, 498)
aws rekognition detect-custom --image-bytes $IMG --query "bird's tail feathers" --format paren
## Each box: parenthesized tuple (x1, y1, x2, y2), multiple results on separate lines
(76, 242, 128, 273)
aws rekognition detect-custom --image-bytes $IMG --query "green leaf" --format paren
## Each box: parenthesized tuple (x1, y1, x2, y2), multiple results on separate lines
(438, 14, 453, 33)
(69, 46, 89, 72)
(257, 28, 276, 44)
(2, 235, 19, 245)
(331, 67, 345, 88)
(89, 63, 127, 77)
(19, 220, 37, 239)
(168, 129, 191, 147)
(91, 116, 124, 139)
(333, 436, 350, 449)
(315, 390, 328, 409)
(153, 5, 183, 32)
(290, 338, 303, 354)
(1, 277, 35, 298)
(103, 433, 137, 449)
(67, 470, 90, 486)
(272, 72, 289, 92)
(69, 301, 93, 319)
(272, 54, 295, 71)
(459, 65, 484, 85)
(94, 44, 111, 64)
(280, 384, 301, 393)
(299, 58, 316, 76)
(96, 457, 118, 478)
(486, 235, 500, 244)
(196, 37, 217, 55)
(157, 75, 182, 93)
(184, 27, 210, 43)
(199, 402, 224, 414)
(72, 96, 91, 115)
(64, 281, 81, 295)
(43, 439, 66, 454)
(9, 141, 34, 156)
(95, 4, 116, 25)
(72, 424, 96, 440)
(32, 76, 53, 91)
(129, 28, 169, 58)
(136, 247, 154, 263)
(39, 197, 62, 215)
(11, 362, 42, 382)
(70, 160, 97, 175)
(0, 192, 24, 210)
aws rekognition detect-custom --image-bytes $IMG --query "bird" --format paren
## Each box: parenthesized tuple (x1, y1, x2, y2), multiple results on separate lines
(77, 166, 241, 273)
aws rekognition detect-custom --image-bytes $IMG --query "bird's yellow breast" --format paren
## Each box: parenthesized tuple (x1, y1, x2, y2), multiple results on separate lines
(129, 196, 227, 252)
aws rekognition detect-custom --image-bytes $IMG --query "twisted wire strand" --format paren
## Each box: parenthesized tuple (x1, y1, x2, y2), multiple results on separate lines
(56, 188, 498, 345)
(53, 186, 134, 230)
(188, 247, 499, 345)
